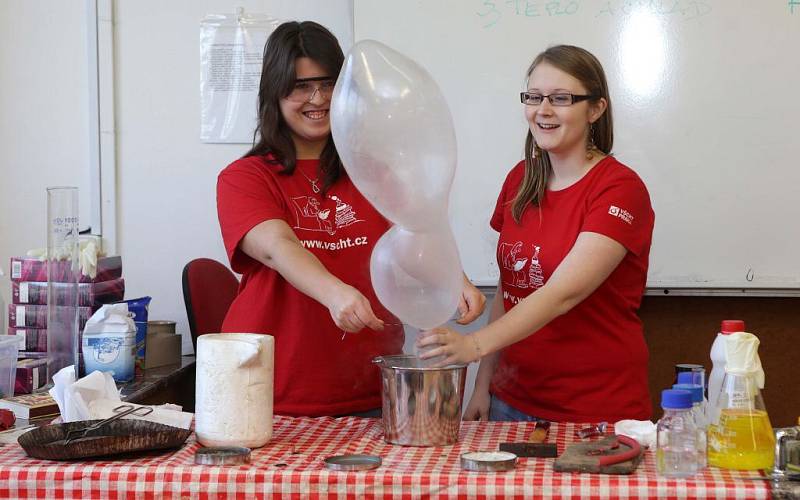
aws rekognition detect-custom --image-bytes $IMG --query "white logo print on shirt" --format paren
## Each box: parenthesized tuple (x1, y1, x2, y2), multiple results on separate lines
(291, 194, 363, 235)
(528, 245, 544, 289)
(608, 205, 634, 224)
(499, 241, 545, 290)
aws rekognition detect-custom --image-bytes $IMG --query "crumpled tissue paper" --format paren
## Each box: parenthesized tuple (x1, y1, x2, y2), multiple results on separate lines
(614, 419, 657, 449)
(49, 366, 193, 429)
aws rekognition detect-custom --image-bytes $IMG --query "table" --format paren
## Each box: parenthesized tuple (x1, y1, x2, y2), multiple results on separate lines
(0, 416, 773, 498)
(120, 356, 196, 410)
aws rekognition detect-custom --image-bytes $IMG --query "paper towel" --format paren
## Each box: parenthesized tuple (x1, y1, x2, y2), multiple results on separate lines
(49, 365, 193, 429)
(195, 333, 274, 448)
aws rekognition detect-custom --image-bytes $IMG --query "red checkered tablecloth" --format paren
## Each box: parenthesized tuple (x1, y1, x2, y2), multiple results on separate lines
(0, 416, 771, 498)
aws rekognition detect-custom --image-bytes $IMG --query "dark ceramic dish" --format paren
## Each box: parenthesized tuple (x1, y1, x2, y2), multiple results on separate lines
(18, 419, 191, 460)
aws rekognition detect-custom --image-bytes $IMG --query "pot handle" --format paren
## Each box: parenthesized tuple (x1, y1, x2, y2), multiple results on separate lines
(372, 356, 385, 366)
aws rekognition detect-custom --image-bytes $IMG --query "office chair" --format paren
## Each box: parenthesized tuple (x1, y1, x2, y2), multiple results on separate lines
(181, 258, 239, 351)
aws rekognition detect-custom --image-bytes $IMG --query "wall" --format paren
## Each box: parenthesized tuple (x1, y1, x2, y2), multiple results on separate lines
(0, 1, 90, 334)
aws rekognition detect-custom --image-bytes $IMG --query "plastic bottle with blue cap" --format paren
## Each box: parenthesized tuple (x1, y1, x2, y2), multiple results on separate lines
(656, 389, 702, 478)
(677, 371, 707, 419)
(673, 382, 707, 467)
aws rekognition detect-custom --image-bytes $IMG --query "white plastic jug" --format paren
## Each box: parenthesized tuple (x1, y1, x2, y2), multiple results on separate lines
(708, 319, 744, 423)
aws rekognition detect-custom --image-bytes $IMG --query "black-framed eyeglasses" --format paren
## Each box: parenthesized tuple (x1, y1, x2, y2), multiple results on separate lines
(286, 76, 336, 103)
(519, 92, 599, 106)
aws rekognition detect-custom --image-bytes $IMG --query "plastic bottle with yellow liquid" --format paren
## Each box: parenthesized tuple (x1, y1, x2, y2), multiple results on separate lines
(707, 332, 774, 470)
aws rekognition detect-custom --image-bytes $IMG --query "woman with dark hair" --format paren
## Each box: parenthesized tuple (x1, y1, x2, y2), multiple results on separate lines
(418, 45, 655, 423)
(216, 21, 485, 417)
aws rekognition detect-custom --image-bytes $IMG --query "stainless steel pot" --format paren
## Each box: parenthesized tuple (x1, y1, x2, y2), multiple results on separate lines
(373, 354, 467, 446)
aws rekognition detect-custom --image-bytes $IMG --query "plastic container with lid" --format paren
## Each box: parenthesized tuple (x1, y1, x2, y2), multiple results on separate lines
(708, 319, 745, 424)
(656, 389, 702, 478)
(0, 335, 20, 398)
(0, 265, 6, 338)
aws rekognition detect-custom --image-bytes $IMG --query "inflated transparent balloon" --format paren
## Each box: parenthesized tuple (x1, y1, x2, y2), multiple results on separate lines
(370, 226, 463, 330)
(331, 40, 456, 232)
(332, 40, 463, 330)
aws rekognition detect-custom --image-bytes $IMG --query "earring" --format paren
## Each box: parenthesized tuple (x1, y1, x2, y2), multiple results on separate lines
(586, 123, 597, 161)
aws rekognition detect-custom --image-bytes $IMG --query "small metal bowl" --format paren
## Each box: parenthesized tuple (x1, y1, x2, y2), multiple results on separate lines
(461, 450, 518, 472)
(195, 446, 251, 465)
(324, 454, 382, 471)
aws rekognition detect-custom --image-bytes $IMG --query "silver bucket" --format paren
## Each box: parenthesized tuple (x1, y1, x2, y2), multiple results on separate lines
(373, 354, 467, 446)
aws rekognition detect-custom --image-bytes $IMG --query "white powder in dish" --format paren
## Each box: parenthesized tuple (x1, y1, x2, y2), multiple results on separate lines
(462, 451, 517, 462)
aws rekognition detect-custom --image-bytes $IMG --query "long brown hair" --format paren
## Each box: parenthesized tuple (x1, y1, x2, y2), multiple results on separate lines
(244, 21, 344, 192)
(511, 45, 614, 222)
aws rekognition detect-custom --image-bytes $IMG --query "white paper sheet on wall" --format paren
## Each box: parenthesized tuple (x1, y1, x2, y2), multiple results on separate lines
(200, 10, 280, 144)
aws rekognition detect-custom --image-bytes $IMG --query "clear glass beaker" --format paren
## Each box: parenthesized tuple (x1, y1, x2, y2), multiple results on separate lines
(707, 370, 775, 470)
(46, 186, 81, 383)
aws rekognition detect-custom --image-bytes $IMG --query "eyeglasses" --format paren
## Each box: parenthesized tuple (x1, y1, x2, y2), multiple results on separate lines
(286, 77, 336, 103)
(520, 92, 599, 106)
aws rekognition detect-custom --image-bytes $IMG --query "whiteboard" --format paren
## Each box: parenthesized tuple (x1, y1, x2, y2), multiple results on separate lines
(354, 0, 800, 289)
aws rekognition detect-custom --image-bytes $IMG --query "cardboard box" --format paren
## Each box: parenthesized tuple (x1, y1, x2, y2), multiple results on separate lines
(144, 332, 182, 369)
(8, 328, 47, 352)
(14, 358, 47, 395)
(11, 278, 125, 307)
(9, 255, 122, 283)
(8, 304, 92, 330)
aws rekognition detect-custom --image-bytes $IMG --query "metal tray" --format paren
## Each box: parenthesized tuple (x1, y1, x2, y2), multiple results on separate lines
(324, 454, 382, 471)
(18, 419, 191, 460)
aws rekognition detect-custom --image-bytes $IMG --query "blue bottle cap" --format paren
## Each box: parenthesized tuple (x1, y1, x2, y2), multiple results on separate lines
(676, 371, 704, 386)
(672, 383, 703, 403)
(661, 389, 692, 409)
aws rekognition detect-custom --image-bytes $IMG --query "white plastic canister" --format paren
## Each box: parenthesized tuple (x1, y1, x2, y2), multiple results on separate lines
(195, 333, 274, 448)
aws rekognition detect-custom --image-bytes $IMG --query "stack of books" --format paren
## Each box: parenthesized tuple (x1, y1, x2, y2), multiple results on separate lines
(6, 256, 124, 394)
(0, 392, 60, 420)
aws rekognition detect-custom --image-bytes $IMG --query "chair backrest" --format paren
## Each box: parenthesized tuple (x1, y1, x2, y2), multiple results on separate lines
(182, 258, 239, 351)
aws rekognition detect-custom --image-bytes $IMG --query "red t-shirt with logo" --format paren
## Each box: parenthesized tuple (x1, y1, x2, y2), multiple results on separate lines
(216, 154, 404, 416)
(489, 156, 654, 422)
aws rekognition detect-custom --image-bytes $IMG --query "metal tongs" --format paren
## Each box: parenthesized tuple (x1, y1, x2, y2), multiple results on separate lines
(63, 405, 154, 444)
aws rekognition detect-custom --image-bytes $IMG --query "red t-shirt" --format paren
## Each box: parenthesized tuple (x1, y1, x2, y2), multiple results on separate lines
(489, 156, 654, 422)
(216, 155, 404, 416)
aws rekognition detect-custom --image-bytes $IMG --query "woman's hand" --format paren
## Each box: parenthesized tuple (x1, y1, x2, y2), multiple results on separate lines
(463, 388, 491, 421)
(456, 276, 486, 325)
(325, 283, 385, 333)
(416, 327, 481, 366)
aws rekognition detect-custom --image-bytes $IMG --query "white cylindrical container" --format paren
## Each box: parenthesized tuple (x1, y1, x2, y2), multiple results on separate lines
(195, 333, 274, 448)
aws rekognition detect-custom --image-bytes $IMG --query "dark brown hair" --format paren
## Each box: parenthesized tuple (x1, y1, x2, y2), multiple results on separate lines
(244, 21, 344, 192)
(511, 45, 614, 222)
